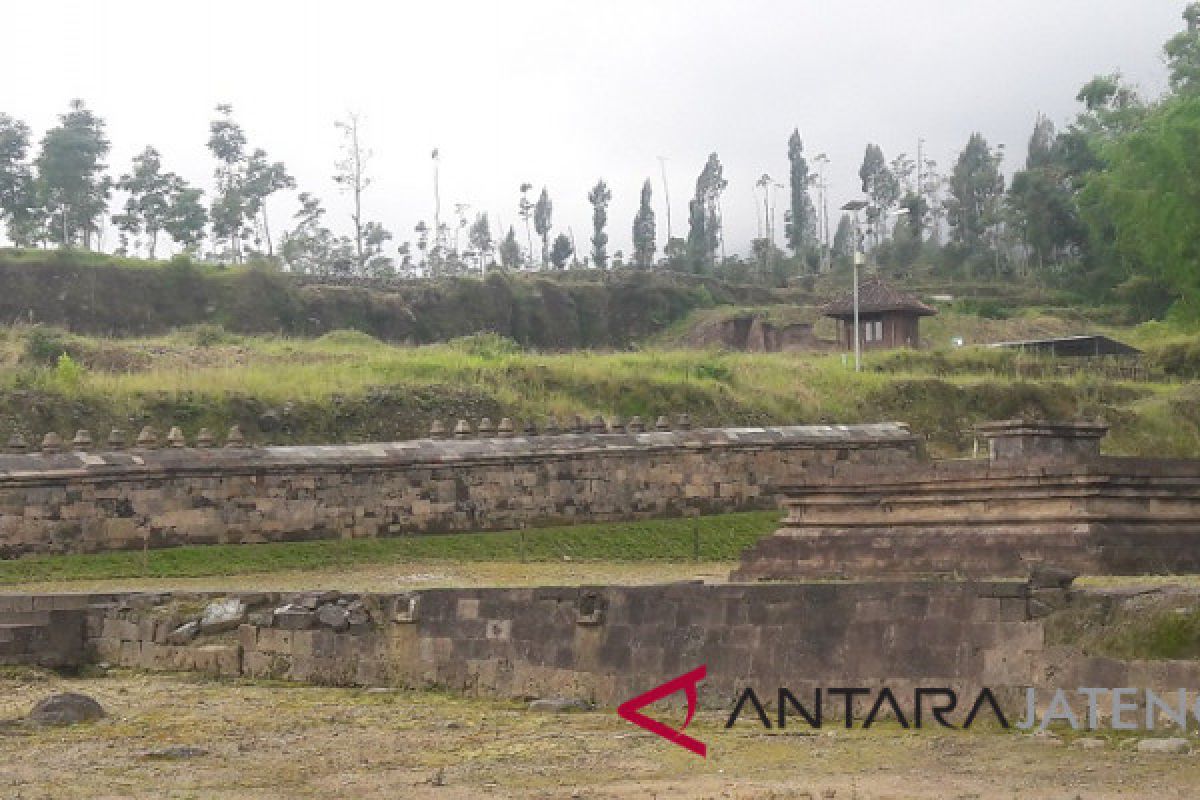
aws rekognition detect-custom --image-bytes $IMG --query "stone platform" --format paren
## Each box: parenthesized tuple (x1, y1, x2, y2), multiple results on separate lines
(733, 420, 1200, 581)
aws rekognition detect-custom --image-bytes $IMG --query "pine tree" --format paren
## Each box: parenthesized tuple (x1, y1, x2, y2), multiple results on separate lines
(534, 187, 553, 268)
(631, 179, 656, 268)
(786, 130, 817, 260)
(588, 180, 612, 268)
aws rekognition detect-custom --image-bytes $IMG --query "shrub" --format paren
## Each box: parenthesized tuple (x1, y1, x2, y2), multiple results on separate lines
(53, 353, 84, 390)
(316, 329, 382, 347)
(23, 326, 73, 366)
(447, 332, 522, 358)
(1144, 336, 1200, 379)
(179, 324, 237, 347)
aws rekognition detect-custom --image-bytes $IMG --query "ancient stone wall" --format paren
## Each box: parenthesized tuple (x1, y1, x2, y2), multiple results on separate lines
(0, 424, 916, 556)
(733, 456, 1200, 581)
(81, 583, 1200, 712)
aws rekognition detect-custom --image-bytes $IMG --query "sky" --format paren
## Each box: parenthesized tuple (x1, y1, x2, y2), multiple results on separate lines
(1, 1, 1188, 260)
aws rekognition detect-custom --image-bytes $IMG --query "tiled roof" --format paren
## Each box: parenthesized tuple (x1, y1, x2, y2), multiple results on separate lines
(822, 276, 937, 317)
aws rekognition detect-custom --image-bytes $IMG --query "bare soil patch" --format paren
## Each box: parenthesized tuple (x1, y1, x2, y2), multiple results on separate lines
(0, 670, 1195, 799)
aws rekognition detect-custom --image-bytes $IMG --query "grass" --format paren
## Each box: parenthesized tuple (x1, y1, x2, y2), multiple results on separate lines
(1, 318, 1198, 457)
(1044, 585, 1200, 661)
(0, 511, 782, 586)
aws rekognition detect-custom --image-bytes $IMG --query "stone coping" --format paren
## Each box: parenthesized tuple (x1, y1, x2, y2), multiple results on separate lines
(0, 424, 915, 482)
(779, 455, 1200, 490)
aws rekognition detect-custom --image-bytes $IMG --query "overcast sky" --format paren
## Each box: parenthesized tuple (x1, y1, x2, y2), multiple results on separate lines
(2, 1, 1187, 259)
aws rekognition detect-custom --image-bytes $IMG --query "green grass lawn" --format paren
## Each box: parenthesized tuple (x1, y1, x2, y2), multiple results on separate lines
(0, 511, 781, 586)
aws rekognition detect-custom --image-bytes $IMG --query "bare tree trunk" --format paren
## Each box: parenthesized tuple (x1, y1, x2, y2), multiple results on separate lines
(261, 206, 274, 258)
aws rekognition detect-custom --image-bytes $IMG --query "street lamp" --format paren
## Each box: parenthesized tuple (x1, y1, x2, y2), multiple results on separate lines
(841, 200, 869, 372)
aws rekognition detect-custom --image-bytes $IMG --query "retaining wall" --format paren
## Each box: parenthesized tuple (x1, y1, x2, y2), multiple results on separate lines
(0, 424, 916, 556)
(78, 583, 1200, 712)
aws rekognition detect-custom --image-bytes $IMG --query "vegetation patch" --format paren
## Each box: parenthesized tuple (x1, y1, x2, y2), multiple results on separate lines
(0, 511, 782, 585)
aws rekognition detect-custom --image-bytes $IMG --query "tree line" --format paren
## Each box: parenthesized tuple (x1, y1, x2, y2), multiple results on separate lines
(3, 4, 1200, 318)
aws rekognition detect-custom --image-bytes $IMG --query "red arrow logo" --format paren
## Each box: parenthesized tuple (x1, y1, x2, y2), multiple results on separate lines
(617, 665, 707, 757)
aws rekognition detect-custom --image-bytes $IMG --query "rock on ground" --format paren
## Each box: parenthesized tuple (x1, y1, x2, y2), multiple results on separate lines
(199, 598, 247, 633)
(29, 693, 106, 725)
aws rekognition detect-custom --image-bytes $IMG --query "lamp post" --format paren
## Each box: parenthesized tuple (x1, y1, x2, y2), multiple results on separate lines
(841, 201, 869, 372)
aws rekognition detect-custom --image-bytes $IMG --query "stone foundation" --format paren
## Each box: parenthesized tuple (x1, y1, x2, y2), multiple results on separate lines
(0, 582, 1193, 718)
(734, 422, 1200, 581)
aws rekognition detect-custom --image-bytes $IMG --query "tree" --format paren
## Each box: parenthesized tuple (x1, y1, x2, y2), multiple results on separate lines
(1006, 115, 1085, 272)
(207, 104, 293, 261)
(518, 183, 535, 267)
(1080, 95, 1200, 320)
(686, 153, 727, 272)
(333, 113, 372, 271)
(534, 187, 552, 268)
(469, 212, 494, 273)
(279, 192, 353, 275)
(414, 220, 430, 270)
(859, 144, 899, 247)
(631, 178, 656, 268)
(664, 237, 688, 270)
(114, 146, 201, 258)
(831, 213, 855, 269)
(244, 148, 294, 258)
(1167, 3, 1200, 94)
(35, 99, 111, 248)
(207, 104, 250, 261)
(499, 225, 521, 269)
(0, 113, 38, 246)
(686, 198, 707, 273)
(945, 133, 1005, 260)
(550, 233, 574, 269)
(162, 187, 207, 253)
(786, 130, 817, 260)
(588, 180, 612, 268)
(361, 221, 394, 277)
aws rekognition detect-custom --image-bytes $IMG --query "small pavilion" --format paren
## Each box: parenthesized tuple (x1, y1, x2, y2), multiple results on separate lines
(822, 276, 937, 351)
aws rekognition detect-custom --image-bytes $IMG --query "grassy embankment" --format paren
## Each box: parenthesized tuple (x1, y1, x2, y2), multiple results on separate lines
(1, 319, 1199, 456)
(0, 512, 780, 586)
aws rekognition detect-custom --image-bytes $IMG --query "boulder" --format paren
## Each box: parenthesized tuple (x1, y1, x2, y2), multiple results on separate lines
(29, 693, 107, 726)
(199, 598, 247, 634)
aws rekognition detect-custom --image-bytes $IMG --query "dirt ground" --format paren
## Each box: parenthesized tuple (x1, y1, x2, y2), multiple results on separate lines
(0, 669, 1196, 800)
(7, 562, 736, 596)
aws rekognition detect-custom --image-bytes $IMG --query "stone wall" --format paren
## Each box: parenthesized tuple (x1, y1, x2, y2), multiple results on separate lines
(0, 424, 916, 557)
(81, 583, 1200, 713)
(732, 456, 1200, 581)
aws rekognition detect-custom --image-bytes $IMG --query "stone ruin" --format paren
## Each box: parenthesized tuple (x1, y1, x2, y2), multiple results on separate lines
(734, 419, 1200, 580)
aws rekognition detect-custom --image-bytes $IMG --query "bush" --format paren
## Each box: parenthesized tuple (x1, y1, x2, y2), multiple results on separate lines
(315, 329, 382, 347)
(952, 297, 1011, 320)
(53, 353, 85, 390)
(22, 326, 73, 366)
(182, 323, 238, 347)
(447, 332, 522, 358)
(1144, 336, 1200, 379)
